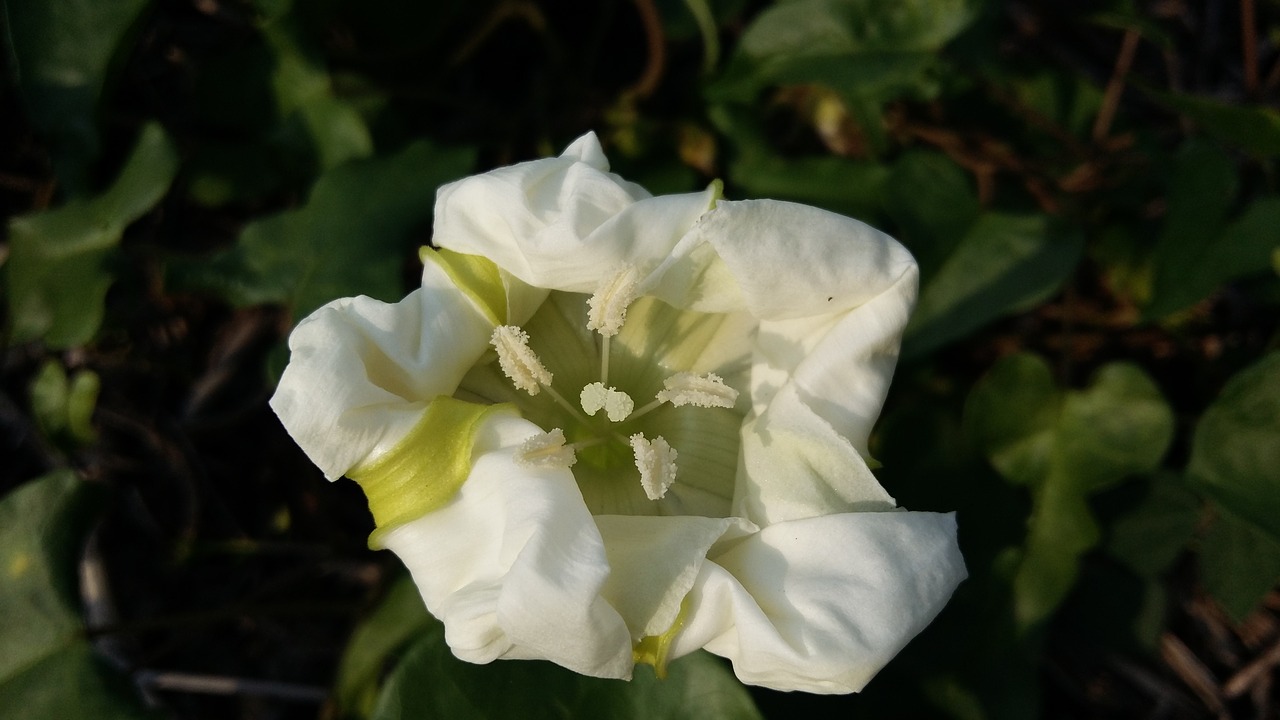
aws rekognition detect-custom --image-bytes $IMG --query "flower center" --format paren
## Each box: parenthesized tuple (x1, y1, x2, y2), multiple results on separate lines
(454, 281, 752, 518)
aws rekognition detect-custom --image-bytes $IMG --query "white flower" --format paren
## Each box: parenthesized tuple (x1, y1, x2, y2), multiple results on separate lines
(269, 133, 965, 693)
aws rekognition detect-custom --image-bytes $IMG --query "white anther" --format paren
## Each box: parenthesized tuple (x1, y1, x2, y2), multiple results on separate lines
(491, 325, 552, 395)
(629, 433, 677, 501)
(515, 428, 577, 470)
(655, 372, 739, 409)
(586, 266, 642, 337)
(579, 382, 635, 422)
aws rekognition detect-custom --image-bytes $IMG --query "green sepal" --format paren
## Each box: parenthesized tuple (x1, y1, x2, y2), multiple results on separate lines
(351, 396, 516, 549)
(632, 595, 692, 679)
(421, 246, 507, 326)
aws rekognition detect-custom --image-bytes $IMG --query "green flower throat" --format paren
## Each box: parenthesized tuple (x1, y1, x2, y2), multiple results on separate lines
(455, 276, 751, 519)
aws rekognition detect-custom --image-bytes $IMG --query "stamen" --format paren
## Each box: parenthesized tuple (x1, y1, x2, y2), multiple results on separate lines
(655, 372, 739, 409)
(515, 428, 576, 469)
(580, 382, 635, 422)
(491, 325, 553, 396)
(586, 266, 641, 337)
(629, 433, 677, 501)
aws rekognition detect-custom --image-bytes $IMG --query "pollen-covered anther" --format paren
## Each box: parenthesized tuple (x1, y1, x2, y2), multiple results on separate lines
(491, 325, 552, 395)
(630, 433, 677, 501)
(655, 372, 739, 409)
(579, 382, 635, 422)
(515, 428, 577, 470)
(586, 265, 642, 337)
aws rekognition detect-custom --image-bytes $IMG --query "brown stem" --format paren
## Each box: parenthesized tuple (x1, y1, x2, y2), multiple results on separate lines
(1242, 0, 1259, 96)
(625, 0, 665, 100)
(1093, 29, 1141, 142)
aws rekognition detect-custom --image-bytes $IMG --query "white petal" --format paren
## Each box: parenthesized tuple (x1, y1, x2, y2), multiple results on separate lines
(269, 259, 494, 479)
(735, 385, 895, 525)
(434, 137, 719, 292)
(645, 199, 917, 521)
(669, 511, 966, 693)
(697, 200, 917, 319)
(594, 515, 745, 640)
(379, 413, 634, 678)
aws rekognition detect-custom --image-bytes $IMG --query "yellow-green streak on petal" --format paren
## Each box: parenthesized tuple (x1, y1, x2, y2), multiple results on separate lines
(420, 246, 507, 325)
(352, 396, 515, 549)
(632, 595, 692, 679)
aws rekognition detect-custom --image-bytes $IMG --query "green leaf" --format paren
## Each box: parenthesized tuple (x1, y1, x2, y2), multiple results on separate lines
(335, 575, 434, 718)
(1055, 363, 1177, 492)
(66, 371, 102, 444)
(728, 154, 889, 219)
(709, 104, 887, 218)
(963, 353, 1059, 487)
(30, 361, 71, 437)
(965, 355, 1175, 629)
(174, 140, 475, 321)
(1199, 508, 1280, 622)
(372, 627, 762, 720)
(1149, 89, 1280, 159)
(262, 17, 373, 169)
(29, 361, 100, 446)
(1107, 476, 1201, 579)
(904, 213, 1083, 357)
(1188, 352, 1280, 544)
(5, 123, 178, 347)
(1013, 478, 1099, 629)
(0, 472, 151, 718)
(2, 0, 155, 193)
(883, 150, 978, 283)
(1146, 144, 1280, 317)
(710, 0, 976, 106)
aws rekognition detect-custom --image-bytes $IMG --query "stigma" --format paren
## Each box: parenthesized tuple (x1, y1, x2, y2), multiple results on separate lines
(580, 382, 634, 422)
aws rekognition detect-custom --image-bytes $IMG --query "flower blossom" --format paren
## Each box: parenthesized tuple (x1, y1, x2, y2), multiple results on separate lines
(270, 133, 965, 693)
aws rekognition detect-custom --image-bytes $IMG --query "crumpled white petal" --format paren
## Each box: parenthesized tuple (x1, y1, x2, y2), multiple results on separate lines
(669, 511, 965, 693)
(270, 258, 495, 479)
(379, 413, 634, 678)
(434, 134, 719, 293)
(594, 515, 749, 640)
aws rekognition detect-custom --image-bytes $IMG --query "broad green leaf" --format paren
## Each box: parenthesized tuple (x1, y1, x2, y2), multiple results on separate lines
(883, 150, 978, 283)
(0, 472, 151, 718)
(1013, 478, 1099, 628)
(262, 17, 372, 169)
(710, 0, 976, 107)
(372, 627, 762, 720)
(1149, 89, 1280, 159)
(709, 103, 887, 218)
(1107, 476, 1201, 579)
(1152, 142, 1238, 282)
(1199, 508, 1280, 622)
(174, 140, 475, 321)
(3, 0, 154, 194)
(904, 214, 1083, 357)
(1188, 352, 1280, 544)
(1055, 363, 1176, 492)
(1146, 145, 1280, 317)
(728, 154, 888, 220)
(966, 355, 1175, 629)
(335, 575, 434, 718)
(963, 354, 1059, 487)
(6, 123, 178, 347)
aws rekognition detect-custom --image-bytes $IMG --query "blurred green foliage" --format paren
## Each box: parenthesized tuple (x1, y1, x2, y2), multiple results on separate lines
(3, 0, 1279, 718)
